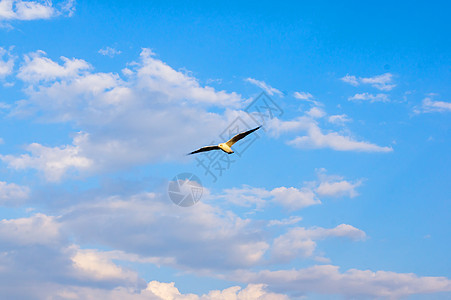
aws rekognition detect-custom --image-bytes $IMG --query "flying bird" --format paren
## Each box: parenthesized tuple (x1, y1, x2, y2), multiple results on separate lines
(188, 126, 261, 155)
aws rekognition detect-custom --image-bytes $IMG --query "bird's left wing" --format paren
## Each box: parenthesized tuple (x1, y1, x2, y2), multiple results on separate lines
(187, 145, 220, 155)
(225, 126, 261, 147)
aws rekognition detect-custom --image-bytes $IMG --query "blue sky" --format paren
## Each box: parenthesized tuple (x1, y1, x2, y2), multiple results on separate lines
(0, 0, 450, 299)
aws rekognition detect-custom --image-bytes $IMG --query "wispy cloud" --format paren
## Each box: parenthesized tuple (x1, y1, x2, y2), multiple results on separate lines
(414, 95, 451, 113)
(220, 169, 363, 211)
(293, 91, 323, 106)
(268, 216, 303, 227)
(348, 92, 389, 103)
(266, 101, 392, 152)
(341, 74, 359, 86)
(245, 77, 283, 96)
(0, 47, 14, 78)
(287, 122, 393, 152)
(341, 73, 396, 91)
(328, 114, 351, 125)
(98, 46, 121, 58)
(235, 265, 451, 299)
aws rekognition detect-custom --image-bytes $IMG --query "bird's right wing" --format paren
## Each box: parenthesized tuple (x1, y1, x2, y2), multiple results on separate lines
(225, 126, 261, 147)
(187, 145, 220, 155)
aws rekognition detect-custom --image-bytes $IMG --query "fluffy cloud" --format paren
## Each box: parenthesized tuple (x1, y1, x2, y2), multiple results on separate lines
(17, 50, 91, 82)
(236, 265, 451, 299)
(341, 73, 396, 91)
(415, 96, 451, 113)
(4, 50, 393, 182)
(287, 121, 393, 152)
(4, 49, 246, 180)
(138, 49, 241, 106)
(316, 180, 361, 198)
(60, 192, 271, 271)
(71, 248, 140, 283)
(0, 137, 92, 182)
(0, 181, 29, 205)
(0, 213, 61, 245)
(0, 208, 290, 299)
(51, 282, 288, 300)
(348, 92, 390, 103)
(245, 78, 283, 96)
(0, 0, 75, 21)
(219, 170, 362, 211)
(0, 188, 449, 299)
(271, 186, 319, 210)
(271, 224, 365, 262)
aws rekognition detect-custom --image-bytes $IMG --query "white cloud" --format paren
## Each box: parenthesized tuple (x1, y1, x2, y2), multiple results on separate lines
(71, 248, 140, 282)
(348, 92, 389, 103)
(316, 179, 362, 198)
(340, 74, 359, 86)
(0, 47, 14, 78)
(268, 216, 303, 227)
(5, 49, 247, 180)
(271, 186, 320, 210)
(236, 265, 451, 299)
(360, 73, 396, 91)
(265, 104, 392, 153)
(139, 49, 242, 106)
(415, 96, 451, 113)
(0, 0, 75, 21)
(245, 78, 283, 96)
(52, 282, 289, 300)
(265, 116, 311, 138)
(293, 91, 313, 100)
(0, 211, 287, 299)
(313, 168, 363, 198)
(220, 185, 320, 211)
(306, 106, 326, 118)
(61, 192, 270, 271)
(98, 46, 121, 57)
(0, 213, 60, 245)
(287, 122, 393, 152)
(293, 91, 323, 106)
(271, 224, 365, 263)
(18, 50, 91, 82)
(0, 181, 30, 205)
(0, 135, 92, 182)
(341, 73, 396, 91)
(220, 170, 360, 211)
(328, 114, 351, 125)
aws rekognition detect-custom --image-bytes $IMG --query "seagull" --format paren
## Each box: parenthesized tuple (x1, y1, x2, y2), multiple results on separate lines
(188, 126, 261, 155)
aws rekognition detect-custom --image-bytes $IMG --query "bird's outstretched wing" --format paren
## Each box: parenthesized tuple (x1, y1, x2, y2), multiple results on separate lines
(225, 126, 261, 147)
(187, 145, 220, 155)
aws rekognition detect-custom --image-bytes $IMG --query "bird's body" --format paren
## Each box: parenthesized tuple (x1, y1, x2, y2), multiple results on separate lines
(218, 143, 234, 154)
(188, 126, 261, 155)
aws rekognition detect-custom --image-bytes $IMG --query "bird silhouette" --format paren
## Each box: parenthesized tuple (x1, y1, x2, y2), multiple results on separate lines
(188, 126, 261, 155)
